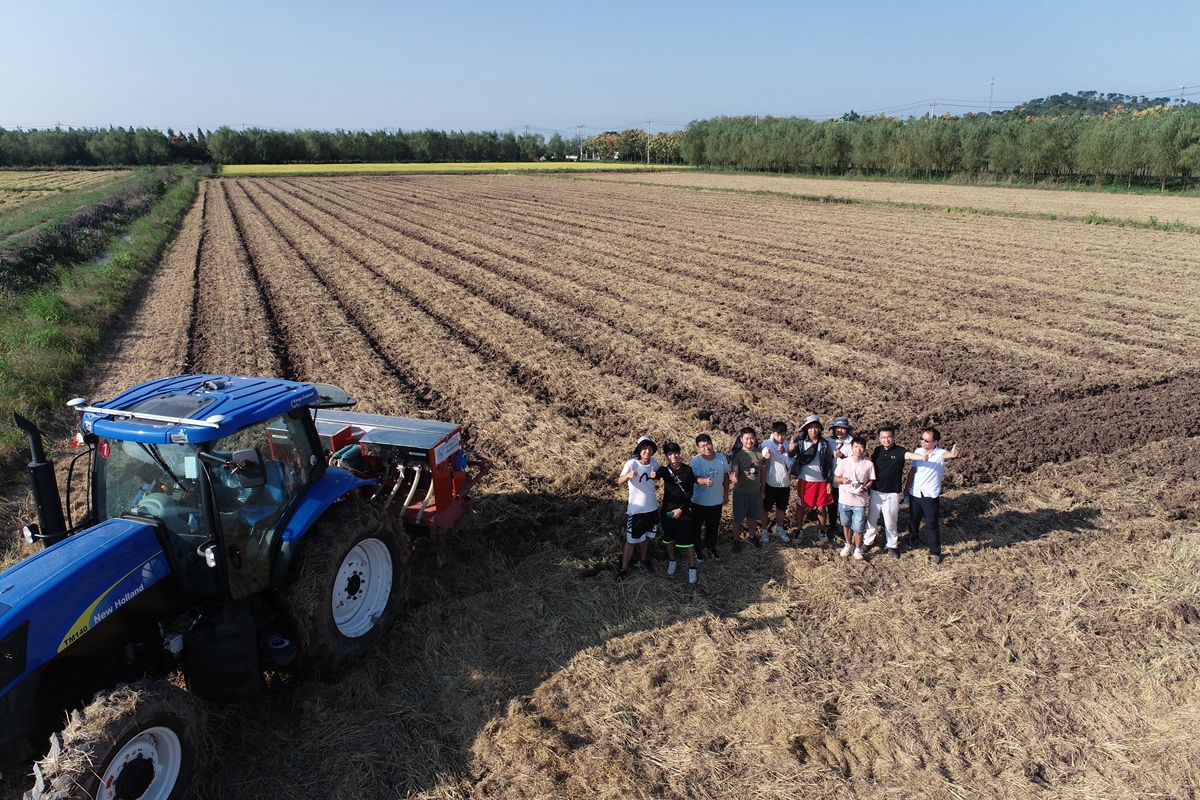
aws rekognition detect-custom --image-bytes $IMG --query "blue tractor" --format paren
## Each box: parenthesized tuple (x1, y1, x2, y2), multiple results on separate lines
(0, 375, 489, 799)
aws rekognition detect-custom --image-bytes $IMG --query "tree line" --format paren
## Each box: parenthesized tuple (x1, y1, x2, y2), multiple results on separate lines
(0, 125, 687, 168)
(680, 104, 1200, 189)
(3, 100, 1196, 189)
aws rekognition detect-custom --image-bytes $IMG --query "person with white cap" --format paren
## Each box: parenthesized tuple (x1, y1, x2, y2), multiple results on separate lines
(615, 435, 660, 582)
(789, 415, 834, 543)
(826, 416, 856, 540)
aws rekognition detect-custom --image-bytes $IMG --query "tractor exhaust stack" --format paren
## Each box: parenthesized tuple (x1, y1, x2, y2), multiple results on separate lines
(13, 413, 68, 547)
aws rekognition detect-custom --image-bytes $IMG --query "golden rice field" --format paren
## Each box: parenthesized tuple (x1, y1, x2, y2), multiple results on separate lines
(0, 170, 131, 217)
(0, 170, 128, 191)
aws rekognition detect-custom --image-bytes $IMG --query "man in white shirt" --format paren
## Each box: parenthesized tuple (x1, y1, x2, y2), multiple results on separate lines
(904, 427, 960, 565)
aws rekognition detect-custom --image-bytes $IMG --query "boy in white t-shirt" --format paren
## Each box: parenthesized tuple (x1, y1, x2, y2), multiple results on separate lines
(616, 435, 660, 582)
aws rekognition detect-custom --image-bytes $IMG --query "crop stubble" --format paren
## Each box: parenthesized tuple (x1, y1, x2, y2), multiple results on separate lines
(65, 174, 1199, 800)
(587, 170, 1200, 227)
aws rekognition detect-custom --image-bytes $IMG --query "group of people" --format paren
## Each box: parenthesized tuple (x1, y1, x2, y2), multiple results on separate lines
(615, 415, 960, 584)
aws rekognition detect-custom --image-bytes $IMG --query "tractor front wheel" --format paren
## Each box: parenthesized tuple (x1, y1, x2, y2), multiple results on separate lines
(282, 499, 407, 678)
(25, 680, 204, 800)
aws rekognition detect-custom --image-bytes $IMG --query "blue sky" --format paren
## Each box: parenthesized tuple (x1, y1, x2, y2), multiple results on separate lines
(2, 0, 1197, 134)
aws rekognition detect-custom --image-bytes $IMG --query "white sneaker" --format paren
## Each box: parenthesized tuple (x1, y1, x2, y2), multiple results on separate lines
(853, 548, 864, 561)
(688, 568, 697, 584)
(839, 543, 853, 558)
(667, 560, 677, 576)
(759, 529, 770, 544)
(775, 525, 791, 543)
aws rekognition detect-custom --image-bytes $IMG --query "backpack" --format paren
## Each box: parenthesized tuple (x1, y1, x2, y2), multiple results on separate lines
(790, 438, 823, 476)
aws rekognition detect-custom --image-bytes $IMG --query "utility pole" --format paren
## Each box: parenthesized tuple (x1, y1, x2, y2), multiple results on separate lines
(988, 78, 994, 113)
(930, 99, 937, 117)
(646, 119, 651, 165)
(577, 125, 583, 160)
(1181, 85, 1187, 105)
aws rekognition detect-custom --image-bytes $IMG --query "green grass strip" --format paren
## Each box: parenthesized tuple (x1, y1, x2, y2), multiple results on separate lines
(0, 168, 202, 454)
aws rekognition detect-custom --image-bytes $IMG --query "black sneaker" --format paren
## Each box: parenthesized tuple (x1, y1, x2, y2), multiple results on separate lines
(614, 568, 627, 584)
(732, 540, 743, 554)
(710, 549, 721, 561)
(887, 547, 900, 560)
(749, 536, 763, 550)
(694, 551, 705, 564)
(639, 559, 654, 574)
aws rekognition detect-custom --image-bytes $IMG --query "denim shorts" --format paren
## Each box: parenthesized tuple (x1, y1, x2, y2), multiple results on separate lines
(838, 502, 866, 532)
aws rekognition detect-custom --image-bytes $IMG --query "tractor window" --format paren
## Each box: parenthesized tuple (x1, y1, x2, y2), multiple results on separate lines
(209, 413, 318, 600)
(95, 439, 217, 597)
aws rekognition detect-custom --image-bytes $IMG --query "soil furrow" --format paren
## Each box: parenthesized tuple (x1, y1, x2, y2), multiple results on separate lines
(263, 179, 798, 432)
(222, 181, 423, 420)
(190, 181, 283, 377)
(338, 178, 1184, 395)
(236, 180, 631, 490)
(382, 177, 1200, 358)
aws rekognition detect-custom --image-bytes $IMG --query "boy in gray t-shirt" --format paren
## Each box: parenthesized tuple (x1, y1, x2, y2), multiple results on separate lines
(689, 433, 730, 560)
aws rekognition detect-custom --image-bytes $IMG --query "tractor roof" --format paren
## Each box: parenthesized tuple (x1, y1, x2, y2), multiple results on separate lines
(81, 375, 318, 444)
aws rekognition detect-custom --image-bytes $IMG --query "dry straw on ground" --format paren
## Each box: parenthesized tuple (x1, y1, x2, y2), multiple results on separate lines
(2, 173, 1198, 799)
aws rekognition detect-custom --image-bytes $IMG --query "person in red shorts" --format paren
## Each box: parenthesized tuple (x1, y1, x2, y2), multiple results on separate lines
(789, 414, 835, 544)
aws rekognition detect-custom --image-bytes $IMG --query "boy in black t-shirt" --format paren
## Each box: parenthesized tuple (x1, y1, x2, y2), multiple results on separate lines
(656, 442, 699, 584)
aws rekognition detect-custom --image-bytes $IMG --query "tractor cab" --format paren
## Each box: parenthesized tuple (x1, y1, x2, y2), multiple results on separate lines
(75, 376, 334, 604)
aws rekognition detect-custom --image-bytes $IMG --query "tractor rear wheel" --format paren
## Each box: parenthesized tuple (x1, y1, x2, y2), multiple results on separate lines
(25, 680, 204, 800)
(281, 498, 407, 678)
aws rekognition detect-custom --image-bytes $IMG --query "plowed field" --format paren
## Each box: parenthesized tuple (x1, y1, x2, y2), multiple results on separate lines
(12, 175, 1198, 800)
(588, 170, 1200, 227)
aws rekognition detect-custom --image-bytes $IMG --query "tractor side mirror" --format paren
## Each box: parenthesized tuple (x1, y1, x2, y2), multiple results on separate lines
(230, 447, 266, 489)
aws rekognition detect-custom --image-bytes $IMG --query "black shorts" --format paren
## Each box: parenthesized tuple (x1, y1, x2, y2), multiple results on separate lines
(625, 511, 659, 544)
(661, 508, 697, 548)
(763, 484, 790, 513)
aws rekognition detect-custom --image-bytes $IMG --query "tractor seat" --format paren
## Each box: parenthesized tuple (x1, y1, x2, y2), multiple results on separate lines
(237, 460, 289, 528)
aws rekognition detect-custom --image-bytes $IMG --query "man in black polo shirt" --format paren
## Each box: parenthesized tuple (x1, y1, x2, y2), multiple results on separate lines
(865, 425, 905, 559)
